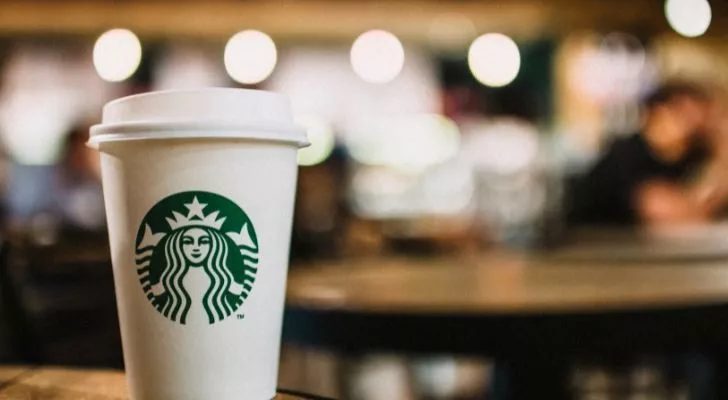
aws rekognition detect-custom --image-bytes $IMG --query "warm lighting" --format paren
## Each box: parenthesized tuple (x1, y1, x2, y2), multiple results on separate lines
(572, 33, 650, 103)
(0, 89, 77, 165)
(93, 29, 142, 82)
(0, 48, 83, 165)
(468, 33, 520, 87)
(295, 114, 335, 166)
(268, 48, 440, 130)
(154, 46, 227, 90)
(427, 14, 477, 53)
(350, 30, 405, 84)
(224, 30, 277, 84)
(665, 0, 711, 38)
(347, 114, 460, 171)
(466, 119, 539, 175)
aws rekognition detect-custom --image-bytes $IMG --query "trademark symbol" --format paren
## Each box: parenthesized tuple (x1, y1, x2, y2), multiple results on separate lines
(237, 314, 245, 320)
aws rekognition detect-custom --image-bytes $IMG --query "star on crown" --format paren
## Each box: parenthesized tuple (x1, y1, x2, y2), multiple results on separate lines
(137, 196, 258, 251)
(166, 196, 226, 230)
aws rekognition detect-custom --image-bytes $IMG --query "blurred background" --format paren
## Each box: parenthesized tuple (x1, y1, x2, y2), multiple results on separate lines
(0, 0, 727, 399)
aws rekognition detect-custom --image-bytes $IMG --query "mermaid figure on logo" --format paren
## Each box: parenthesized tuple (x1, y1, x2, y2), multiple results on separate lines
(135, 196, 259, 325)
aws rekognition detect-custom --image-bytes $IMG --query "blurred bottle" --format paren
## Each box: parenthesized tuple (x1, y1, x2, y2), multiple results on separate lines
(538, 137, 568, 249)
(571, 361, 684, 400)
(291, 146, 349, 261)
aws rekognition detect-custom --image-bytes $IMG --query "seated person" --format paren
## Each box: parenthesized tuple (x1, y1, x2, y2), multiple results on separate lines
(569, 81, 727, 226)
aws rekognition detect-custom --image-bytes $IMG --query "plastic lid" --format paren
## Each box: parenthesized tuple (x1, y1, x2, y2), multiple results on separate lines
(89, 88, 308, 148)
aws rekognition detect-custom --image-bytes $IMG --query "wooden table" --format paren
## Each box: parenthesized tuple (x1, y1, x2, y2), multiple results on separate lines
(0, 366, 322, 399)
(283, 256, 728, 399)
(288, 256, 728, 314)
(547, 224, 728, 263)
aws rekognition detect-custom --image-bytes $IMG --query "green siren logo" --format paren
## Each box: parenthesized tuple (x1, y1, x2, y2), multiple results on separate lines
(135, 191, 259, 325)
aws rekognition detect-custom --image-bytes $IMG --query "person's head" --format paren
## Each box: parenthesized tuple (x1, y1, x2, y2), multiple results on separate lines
(642, 80, 712, 162)
(62, 123, 101, 179)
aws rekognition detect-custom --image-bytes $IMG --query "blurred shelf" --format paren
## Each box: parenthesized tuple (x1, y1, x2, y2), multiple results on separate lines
(0, 0, 724, 40)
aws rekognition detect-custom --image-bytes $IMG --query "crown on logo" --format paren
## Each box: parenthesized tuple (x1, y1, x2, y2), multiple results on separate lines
(138, 194, 258, 251)
(166, 196, 226, 230)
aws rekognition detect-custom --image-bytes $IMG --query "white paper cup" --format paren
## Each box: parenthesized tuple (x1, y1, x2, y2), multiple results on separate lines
(90, 88, 308, 400)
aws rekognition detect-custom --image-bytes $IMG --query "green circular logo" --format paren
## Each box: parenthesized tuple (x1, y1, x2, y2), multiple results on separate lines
(135, 191, 259, 325)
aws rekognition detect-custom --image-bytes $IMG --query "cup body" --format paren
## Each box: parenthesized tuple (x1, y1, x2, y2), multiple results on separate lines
(92, 89, 306, 400)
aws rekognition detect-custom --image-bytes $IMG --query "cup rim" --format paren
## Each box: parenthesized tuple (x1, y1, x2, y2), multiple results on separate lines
(88, 120, 310, 149)
(91, 88, 309, 150)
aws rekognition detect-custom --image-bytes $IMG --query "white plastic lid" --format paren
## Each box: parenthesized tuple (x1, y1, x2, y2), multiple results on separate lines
(89, 88, 308, 148)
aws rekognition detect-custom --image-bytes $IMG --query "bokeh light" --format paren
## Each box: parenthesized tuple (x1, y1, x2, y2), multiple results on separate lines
(572, 33, 652, 104)
(347, 114, 460, 171)
(665, 0, 712, 38)
(93, 29, 142, 82)
(468, 33, 521, 87)
(224, 30, 278, 84)
(350, 30, 405, 84)
(465, 119, 539, 175)
(295, 114, 335, 166)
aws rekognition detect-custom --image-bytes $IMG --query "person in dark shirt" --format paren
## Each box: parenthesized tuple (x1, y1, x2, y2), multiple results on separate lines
(569, 81, 718, 226)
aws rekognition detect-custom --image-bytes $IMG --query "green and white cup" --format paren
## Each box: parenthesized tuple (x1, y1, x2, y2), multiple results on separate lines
(89, 88, 308, 400)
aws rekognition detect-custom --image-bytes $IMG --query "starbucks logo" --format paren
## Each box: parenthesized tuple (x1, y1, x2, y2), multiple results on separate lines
(135, 191, 259, 325)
